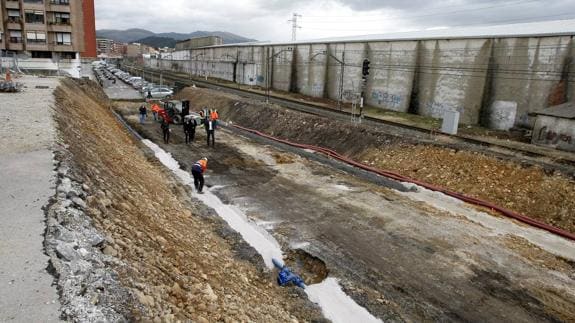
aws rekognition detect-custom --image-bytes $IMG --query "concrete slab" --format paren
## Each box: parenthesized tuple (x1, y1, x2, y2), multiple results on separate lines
(0, 76, 62, 321)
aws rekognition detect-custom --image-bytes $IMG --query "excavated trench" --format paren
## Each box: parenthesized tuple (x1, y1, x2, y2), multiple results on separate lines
(113, 91, 575, 322)
(171, 87, 575, 237)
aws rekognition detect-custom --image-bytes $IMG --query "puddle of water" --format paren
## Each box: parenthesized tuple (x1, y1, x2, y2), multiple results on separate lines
(306, 278, 382, 323)
(142, 139, 382, 322)
(333, 184, 353, 191)
(400, 182, 575, 261)
(290, 241, 311, 249)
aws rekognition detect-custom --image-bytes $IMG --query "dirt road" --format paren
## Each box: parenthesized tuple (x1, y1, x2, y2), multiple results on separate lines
(117, 104, 575, 322)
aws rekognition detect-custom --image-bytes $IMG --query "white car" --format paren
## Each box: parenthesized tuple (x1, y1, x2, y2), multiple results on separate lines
(147, 88, 173, 99)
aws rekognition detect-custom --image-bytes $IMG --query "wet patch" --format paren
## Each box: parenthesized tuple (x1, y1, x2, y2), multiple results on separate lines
(470, 268, 561, 322)
(284, 249, 329, 285)
(272, 152, 296, 164)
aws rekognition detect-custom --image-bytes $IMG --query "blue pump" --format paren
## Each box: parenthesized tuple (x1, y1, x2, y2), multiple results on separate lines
(272, 258, 306, 289)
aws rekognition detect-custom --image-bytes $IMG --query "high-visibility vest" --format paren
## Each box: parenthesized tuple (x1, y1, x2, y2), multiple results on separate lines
(192, 159, 207, 173)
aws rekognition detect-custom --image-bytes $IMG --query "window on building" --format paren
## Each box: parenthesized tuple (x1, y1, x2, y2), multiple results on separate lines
(9, 30, 23, 43)
(50, 0, 69, 5)
(7, 10, 21, 23)
(52, 12, 70, 25)
(25, 10, 45, 24)
(23, 0, 43, 4)
(54, 32, 71, 45)
(31, 51, 52, 58)
(58, 52, 75, 59)
(26, 31, 46, 43)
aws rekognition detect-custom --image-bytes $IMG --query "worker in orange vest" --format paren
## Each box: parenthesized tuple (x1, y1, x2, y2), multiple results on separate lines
(192, 157, 208, 193)
(210, 109, 219, 128)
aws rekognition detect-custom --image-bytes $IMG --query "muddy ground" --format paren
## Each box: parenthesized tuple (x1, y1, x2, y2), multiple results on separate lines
(169, 86, 575, 235)
(53, 79, 325, 322)
(117, 92, 575, 321)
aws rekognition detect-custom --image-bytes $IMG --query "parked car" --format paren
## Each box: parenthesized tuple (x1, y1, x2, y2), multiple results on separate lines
(140, 84, 157, 93)
(147, 88, 174, 99)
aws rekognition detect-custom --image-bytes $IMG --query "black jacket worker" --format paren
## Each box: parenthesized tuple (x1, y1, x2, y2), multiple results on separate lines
(183, 118, 196, 144)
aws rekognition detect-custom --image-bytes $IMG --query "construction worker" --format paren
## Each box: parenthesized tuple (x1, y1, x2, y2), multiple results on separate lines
(138, 104, 147, 124)
(205, 116, 215, 147)
(192, 157, 208, 193)
(151, 103, 160, 121)
(161, 119, 170, 144)
(210, 109, 219, 128)
(183, 116, 196, 144)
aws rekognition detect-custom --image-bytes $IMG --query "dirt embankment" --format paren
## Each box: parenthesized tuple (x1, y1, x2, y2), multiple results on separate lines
(54, 79, 324, 322)
(176, 87, 575, 234)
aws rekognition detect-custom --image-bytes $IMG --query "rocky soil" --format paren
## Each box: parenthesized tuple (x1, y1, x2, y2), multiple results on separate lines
(174, 86, 575, 234)
(52, 78, 324, 322)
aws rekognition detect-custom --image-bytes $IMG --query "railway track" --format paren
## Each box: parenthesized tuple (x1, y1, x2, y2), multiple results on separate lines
(123, 64, 575, 173)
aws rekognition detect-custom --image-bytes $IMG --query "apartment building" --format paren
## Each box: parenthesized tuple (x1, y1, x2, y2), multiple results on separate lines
(0, 0, 96, 60)
(96, 38, 126, 58)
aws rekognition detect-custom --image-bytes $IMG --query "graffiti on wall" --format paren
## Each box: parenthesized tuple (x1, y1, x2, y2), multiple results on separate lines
(537, 126, 573, 146)
(425, 100, 464, 118)
(371, 90, 403, 108)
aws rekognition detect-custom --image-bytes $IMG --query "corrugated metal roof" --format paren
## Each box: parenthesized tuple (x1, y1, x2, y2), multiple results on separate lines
(533, 102, 575, 119)
(212, 18, 575, 48)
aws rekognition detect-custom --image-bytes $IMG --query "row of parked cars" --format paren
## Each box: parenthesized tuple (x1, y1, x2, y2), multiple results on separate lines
(93, 62, 174, 99)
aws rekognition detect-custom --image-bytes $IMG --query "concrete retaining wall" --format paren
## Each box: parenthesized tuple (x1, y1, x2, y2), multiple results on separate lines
(144, 35, 574, 128)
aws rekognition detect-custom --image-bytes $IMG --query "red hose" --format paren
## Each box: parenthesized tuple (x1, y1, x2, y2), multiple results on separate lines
(232, 124, 575, 242)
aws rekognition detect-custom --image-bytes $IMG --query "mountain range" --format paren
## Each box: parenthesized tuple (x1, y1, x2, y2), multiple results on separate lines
(96, 28, 256, 48)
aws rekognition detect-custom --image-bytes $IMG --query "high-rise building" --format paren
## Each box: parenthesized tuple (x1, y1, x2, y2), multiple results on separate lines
(0, 0, 96, 60)
(96, 37, 125, 58)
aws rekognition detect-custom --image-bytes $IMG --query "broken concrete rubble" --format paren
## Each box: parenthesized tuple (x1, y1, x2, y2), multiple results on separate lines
(44, 145, 135, 322)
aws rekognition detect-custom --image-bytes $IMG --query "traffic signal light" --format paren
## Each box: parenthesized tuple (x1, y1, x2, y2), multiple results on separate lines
(362, 59, 370, 76)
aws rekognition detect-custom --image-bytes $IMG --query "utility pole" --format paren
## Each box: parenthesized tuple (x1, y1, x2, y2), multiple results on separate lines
(288, 13, 302, 41)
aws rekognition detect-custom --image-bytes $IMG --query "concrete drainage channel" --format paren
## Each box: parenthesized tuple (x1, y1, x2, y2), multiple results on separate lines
(142, 139, 382, 322)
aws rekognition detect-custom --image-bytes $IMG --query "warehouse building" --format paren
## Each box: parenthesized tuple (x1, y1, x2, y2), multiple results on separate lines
(146, 19, 575, 129)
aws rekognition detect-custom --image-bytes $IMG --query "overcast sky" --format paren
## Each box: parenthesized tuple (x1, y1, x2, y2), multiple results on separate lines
(95, 0, 575, 41)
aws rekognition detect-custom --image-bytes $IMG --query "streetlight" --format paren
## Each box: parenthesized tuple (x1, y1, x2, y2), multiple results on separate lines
(266, 47, 293, 104)
(310, 50, 345, 111)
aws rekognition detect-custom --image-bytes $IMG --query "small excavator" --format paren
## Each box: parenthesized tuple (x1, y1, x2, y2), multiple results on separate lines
(154, 99, 202, 125)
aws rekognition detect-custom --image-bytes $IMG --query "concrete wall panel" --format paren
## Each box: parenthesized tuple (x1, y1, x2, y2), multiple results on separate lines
(416, 39, 490, 124)
(365, 41, 418, 112)
(488, 36, 573, 127)
(143, 34, 574, 128)
(270, 46, 294, 92)
(294, 44, 328, 98)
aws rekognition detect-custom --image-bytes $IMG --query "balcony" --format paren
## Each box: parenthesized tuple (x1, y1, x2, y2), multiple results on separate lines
(47, 23, 71, 32)
(5, 1, 20, 9)
(8, 39, 24, 51)
(26, 42, 49, 51)
(49, 41, 74, 52)
(6, 23, 23, 31)
(47, 3, 70, 13)
(22, 1, 44, 12)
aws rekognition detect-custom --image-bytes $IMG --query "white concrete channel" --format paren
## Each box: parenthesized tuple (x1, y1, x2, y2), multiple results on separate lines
(142, 139, 382, 323)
